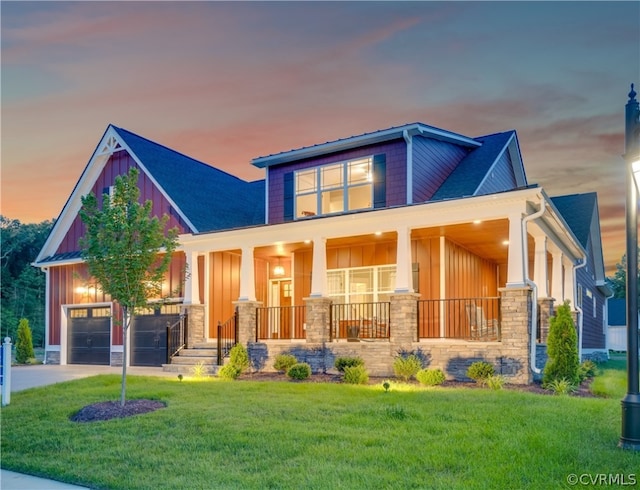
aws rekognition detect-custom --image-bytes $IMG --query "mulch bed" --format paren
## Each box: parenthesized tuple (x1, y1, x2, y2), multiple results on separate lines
(70, 400, 166, 423)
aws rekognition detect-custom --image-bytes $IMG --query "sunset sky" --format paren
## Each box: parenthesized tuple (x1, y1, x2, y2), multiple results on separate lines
(2, 1, 639, 275)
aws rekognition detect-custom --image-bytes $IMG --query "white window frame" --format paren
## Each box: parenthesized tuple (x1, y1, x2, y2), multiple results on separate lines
(294, 157, 373, 219)
(327, 264, 396, 304)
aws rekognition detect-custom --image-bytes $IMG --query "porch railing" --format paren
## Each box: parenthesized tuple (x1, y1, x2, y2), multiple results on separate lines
(256, 305, 306, 340)
(331, 302, 391, 341)
(217, 309, 238, 365)
(417, 297, 501, 341)
(166, 312, 188, 363)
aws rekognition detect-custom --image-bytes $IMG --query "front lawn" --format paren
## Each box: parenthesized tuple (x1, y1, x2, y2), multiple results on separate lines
(1, 362, 639, 489)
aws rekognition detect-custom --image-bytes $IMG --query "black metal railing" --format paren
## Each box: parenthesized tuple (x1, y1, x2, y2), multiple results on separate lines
(330, 302, 390, 341)
(256, 305, 306, 340)
(166, 312, 188, 363)
(217, 309, 238, 365)
(417, 297, 501, 340)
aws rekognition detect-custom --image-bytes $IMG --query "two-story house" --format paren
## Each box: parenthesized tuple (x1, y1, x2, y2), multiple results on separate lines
(34, 122, 610, 382)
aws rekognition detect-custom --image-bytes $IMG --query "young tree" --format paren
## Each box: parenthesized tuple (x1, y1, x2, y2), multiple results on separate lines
(15, 318, 35, 364)
(79, 168, 179, 406)
(543, 301, 580, 386)
(607, 249, 640, 300)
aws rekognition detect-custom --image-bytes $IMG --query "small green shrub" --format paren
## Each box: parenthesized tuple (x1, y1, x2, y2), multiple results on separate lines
(393, 355, 422, 381)
(466, 361, 495, 382)
(334, 356, 365, 373)
(543, 301, 580, 385)
(343, 365, 369, 385)
(416, 368, 446, 386)
(382, 380, 391, 392)
(273, 354, 297, 373)
(482, 375, 506, 391)
(218, 364, 241, 380)
(287, 362, 311, 380)
(229, 343, 250, 374)
(15, 318, 35, 364)
(545, 377, 576, 395)
(578, 360, 598, 381)
(190, 361, 209, 378)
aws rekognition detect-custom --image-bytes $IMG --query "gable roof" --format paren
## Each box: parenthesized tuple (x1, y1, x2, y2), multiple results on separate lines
(551, 192, 609, 286)
(430, 131, 525, 200)
(112, 126, 264, 233)
(35, 125, 265, 265)
(251, 122, 481, 168)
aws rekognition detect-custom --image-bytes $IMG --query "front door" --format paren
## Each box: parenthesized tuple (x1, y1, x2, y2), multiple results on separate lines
(269, 279, 292, 339)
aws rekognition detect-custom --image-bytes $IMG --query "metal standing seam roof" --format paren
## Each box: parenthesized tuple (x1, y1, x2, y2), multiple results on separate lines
(112, 126, 265, 233)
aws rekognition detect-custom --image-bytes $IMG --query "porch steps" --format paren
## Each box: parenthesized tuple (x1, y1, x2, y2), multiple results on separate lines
(162, 342, 222, 375)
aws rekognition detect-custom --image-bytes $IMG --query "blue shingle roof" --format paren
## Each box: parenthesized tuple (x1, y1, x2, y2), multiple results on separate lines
(551, 193, 597, 248)
(113, 126, 265, 233)
(430, 131, 516, 200)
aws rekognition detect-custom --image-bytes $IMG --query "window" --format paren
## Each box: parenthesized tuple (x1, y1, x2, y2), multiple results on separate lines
(327, 265, 396, 304)
(295, 157, 373, 218)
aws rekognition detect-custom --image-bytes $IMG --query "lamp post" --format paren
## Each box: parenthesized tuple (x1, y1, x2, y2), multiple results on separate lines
(620, 83, 640, 450)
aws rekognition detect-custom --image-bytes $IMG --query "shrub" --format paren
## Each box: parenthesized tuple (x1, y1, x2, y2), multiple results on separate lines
(287, 362, 311, 380)
(218, 364, 241, 380)
(416, 368, 446, 386)
(543, 301, 580, 386)
(273, 354, 297, 373)
(545, 377, 576, 395)
(15, 318, 35, 364)
(466, 361, 495, 382)
(229, 343, 250, 374)
(578, 360, 598, 381)
(482, 375, 506, 391)
(334, 356, 364, 373)
(393, 354, 422, 381)
(343, 365, 369, 385)
(190, 361, 208, 378)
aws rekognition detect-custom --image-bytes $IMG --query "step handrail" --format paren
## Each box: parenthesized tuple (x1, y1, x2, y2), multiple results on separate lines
(167, 312, 188, 363)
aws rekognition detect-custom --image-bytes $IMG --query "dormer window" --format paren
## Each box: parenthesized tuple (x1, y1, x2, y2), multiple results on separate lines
(294, 157, 373, 218)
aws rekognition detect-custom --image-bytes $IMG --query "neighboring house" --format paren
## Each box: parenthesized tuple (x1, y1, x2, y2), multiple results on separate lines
(551, 193, 611, 362)
(607, 297, 629, 352)
(34, 122, 609, 383)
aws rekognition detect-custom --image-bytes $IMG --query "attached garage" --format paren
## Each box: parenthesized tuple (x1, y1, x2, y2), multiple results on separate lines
(67, 306, 111, 365)
(131, 304, 182, 367)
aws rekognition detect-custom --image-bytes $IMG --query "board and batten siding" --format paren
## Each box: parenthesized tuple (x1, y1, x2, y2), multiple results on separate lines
(56, 151, 191, 255)
(267, 140, 407, 224)
(412, 136, 468, 203)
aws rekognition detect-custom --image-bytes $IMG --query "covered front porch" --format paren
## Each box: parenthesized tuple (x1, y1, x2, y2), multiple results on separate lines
(177, 188, 584, 383)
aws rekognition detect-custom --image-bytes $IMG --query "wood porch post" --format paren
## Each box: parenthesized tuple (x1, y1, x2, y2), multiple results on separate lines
(533, 234, 549, 297)
(562, 255, 575, 307)
(506, 212, 526, 287)
(310, 237, 327, 298)
(239, 246, 256, 302)
(550, 247, 564, 302)
(394, 226, 413, 293)
(183, 250, 200, 305)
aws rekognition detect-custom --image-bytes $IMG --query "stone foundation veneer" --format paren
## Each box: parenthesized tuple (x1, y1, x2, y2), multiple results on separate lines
(303, 297, 332, 343)
(234, 300, 262, 345)
(183, 304, 206, 348)
(537, 297, 555, 344)
(45, 350, 61, 365)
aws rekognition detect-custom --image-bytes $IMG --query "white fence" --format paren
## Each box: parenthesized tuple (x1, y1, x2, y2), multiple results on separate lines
(608, 326, 640, 352)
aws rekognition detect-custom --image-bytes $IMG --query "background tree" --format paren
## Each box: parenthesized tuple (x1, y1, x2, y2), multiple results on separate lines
(79, 168, 179, 406)
(607, 249, 640, 301)
(0, 216, 53, 346)
(543, 301, 580, 386)
(15, 318, 36, 364)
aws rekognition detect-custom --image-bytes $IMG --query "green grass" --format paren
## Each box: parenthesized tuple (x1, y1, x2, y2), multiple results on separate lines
(2, 360, 639, 490)
(590, 354, 629, 398)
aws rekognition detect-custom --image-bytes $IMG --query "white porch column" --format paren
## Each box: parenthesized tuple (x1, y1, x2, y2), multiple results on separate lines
(533, 235, 549, 297)
(310, 237, 327, 297)
(183, 250, 200, 305)
(395, 225, 413, 293)
(563, 255, 575, 307)
(239, 246, 256, 301)
(550, 248, 564, 301)
(506, 212, 526, 287)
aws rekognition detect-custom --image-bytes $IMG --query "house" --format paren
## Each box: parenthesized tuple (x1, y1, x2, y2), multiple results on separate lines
(34, 122, 611, 383)
(607, 297, 634, 352)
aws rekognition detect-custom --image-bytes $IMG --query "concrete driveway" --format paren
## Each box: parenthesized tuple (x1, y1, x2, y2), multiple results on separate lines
(9, 363, 176, 392)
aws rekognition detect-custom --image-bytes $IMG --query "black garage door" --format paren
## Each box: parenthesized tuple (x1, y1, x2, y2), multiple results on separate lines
(131, 304, 182, 367)
(68, 307, 111, 365)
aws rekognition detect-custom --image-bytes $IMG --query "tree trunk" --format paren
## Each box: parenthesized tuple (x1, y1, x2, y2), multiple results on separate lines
(120, 306, 129, 407)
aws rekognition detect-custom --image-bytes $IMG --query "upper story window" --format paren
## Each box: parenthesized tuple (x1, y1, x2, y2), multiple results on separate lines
(295, 157, 373, 218)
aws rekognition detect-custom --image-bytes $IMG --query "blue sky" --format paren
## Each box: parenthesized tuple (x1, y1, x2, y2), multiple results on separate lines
(2, 1, 638, 274)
